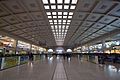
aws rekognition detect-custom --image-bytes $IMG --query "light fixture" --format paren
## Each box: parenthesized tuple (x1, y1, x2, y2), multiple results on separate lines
(47, 12, 51, 15)
(51, 27, 54, 29)
(70, 5, 76, 9)
(51, 26, 54, 28)
(58, 12, 62, 15)
(49, 20, 52, 22)
(67, 23, 70, 24)
(50, 0, 55, 4)
(63, 12, 68, 15)
(71, 0, 78, 4)
(54, 20, 57, 22)
(42, 0, 48, 4)
(51, 5, 56, 9)
(50, 22, 53, 24)
(68, 16, 72, 18)
(59, 25, 61, 29)
(58, 5, 62, 9)
(63, 20, 66, 22)
(58, 16, 62, 18)
(63, 16, 67, 18)
(58, 20, 62, 22)
(44, 5, 50, 9)
(54, 22, 57, 24)
(52, 12, 56, 15)
(69, 12, 73, 15)
(56, 30, 58, 32)
(67, 20, 71, 22)
(62, 25, 65, 28)
(63, 22, 66, 24)
(64, 0, 70, 4)
(48, 16, 52, 18)
(55, 25, 57, 28)
(53, 16, 57, 18)
(58, 22, 61, 24)
(64, 5, 69, 9)
(57, 0, 62, 3)
(66, 26, 69, 29)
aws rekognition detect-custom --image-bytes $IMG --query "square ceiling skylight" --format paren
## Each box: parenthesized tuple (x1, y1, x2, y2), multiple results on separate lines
(64, 5, 69, 9)
(70, 5, 76, 9)
(43, 0, 77, 45)
(53, 16, 57, 18)
(67, 23, 70, 24)
(54, 20, 57, 22)
(66, 26, 69, 29)
(49, 20, 52, 22)
(44, 5, 50, 9)
(57, 0, 62, 3)
(48, 16, 52, 18)
(69, 12, 73, 15)
(64, 0, 70, 4)
(58, 5, 62, 9)
(54, 22, 57, 24)
(63, 16, 67, 18)
(47, 12, 51, 15)
(63, 12, 68, 15)
(58, 22, 62, 24)
(71, 0, 78, 4)
(67, 20, 71, 22)
(51, 26, 54, 28)
(59, 20, 62, 22)
(63, 20, 66, 22)
(51, 5, 56, 9)
(50, 22, 53, 24)
(42, 0, 48, 4)
(50, 0, 55, 4)
(52, 12, 56, 15)
(58, 12, 62, 15)
(68, 16, 72, 18)
(58, 16, 62, 18)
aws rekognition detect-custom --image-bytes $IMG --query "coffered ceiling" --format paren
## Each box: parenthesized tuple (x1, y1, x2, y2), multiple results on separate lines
(0, 0, 120, 48)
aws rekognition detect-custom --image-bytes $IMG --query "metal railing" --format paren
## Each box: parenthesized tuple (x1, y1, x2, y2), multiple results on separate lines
(0, 53, 120, 70)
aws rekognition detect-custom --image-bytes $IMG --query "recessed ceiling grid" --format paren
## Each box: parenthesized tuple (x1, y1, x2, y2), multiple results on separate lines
(64, 0, 120, 47)
(42, 0, 78, 45)
(0, 0, 56, 46)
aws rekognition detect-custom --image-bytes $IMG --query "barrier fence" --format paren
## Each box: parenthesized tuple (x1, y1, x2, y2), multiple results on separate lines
(0, 53, 120, 70)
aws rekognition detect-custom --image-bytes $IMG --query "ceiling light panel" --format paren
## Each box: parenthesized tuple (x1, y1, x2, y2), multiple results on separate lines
(70, 5, 76, 9)
(69, 12, 73, 15)
(71, 0, 78, 4)
(64, 5, 69, 9)
(50, 0, 55, 4)
(64, 0, 70, 4)
(42, 0, 48, 4)
(44, 5, 50, 9)
(58, 5, 62, 9)
(42, 0, 77, 45)
(57, 0, 62, 3)
(52, 12, 56, 15)
(63, 12, 68, 15)
(51, 5, 56, 9)
(58, 12, 62, 15)
(47, 12, 51, 15)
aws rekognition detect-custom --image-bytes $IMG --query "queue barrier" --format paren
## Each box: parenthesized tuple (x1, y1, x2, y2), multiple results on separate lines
(0, 53, 120, 70)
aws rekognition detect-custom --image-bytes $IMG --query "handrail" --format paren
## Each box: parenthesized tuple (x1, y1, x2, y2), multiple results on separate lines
(0, 53, 120, 57)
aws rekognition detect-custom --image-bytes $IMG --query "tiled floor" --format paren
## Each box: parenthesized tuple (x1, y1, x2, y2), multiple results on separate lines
(0, 56, 120, 80)
(53, 60, 67, 80)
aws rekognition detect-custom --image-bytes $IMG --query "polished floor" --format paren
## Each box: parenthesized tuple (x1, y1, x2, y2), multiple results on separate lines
(0, 55, 120, 80)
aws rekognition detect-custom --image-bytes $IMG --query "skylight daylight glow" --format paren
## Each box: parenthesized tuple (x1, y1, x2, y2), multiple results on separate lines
(42, 0, 78, 45)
